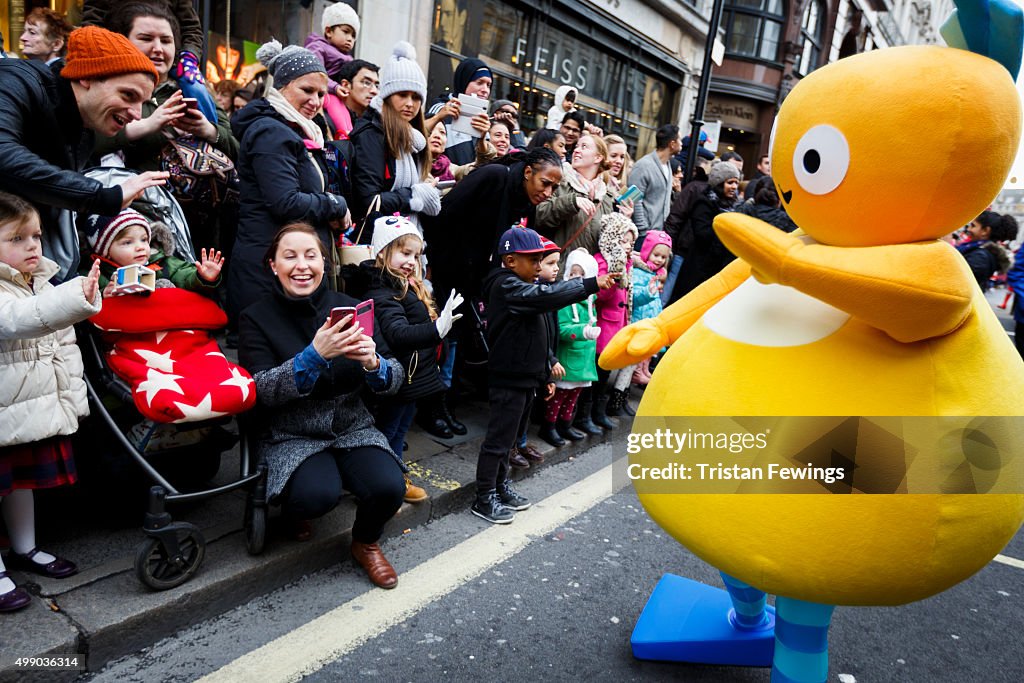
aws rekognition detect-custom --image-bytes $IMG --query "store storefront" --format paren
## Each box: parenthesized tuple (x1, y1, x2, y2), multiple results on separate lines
(705, 93, 772, 164)
(428, 0, 689, 154)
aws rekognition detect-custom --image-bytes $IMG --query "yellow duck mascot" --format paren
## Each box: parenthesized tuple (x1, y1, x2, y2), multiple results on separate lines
(600, 0, 1024, 680)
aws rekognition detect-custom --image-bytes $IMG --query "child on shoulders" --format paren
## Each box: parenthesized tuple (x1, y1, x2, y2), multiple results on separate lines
(304, 3, 359, 138)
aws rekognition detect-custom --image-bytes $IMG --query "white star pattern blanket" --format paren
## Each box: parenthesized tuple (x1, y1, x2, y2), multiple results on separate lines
(89, 288, 256, 423)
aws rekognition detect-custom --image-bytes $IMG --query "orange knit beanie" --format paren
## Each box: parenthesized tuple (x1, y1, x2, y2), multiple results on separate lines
(61, 26, 158, 82)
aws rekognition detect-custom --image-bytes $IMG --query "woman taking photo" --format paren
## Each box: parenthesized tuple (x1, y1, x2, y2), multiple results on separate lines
(670, 160, 742, 300)
(228, 40, 349, 321)
(96, 3, 238, 248)
(239, 223, 406, 589)
(349, 42, 440, 238)
(535, 133, 633, 258)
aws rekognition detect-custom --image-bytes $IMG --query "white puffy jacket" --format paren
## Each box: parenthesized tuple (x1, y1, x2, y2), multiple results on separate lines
(0, 257, 101, 447)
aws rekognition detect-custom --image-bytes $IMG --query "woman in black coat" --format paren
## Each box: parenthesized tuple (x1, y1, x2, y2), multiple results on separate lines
(671, 160, 742, 301)
(347, 42, 439, 237)
(227, 40, 349, 321)
(238, 223, 405, 589)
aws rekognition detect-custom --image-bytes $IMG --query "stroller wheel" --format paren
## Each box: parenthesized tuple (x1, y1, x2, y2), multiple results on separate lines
(135, 524, 206, 590)
(244, 498, 266, 556)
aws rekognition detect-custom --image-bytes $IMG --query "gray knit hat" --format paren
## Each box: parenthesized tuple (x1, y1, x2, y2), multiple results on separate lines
(373, 42, 427, 108)
(256, 39, 327, 89)
(708, 160, 741, 188)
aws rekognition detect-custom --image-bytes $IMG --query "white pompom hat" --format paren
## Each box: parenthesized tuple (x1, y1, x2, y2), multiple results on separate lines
(371, 41, 427, 111)
(322, 2, 360, 36)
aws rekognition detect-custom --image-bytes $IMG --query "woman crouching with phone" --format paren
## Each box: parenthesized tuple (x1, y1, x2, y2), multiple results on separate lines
(239, 222, 406, 589)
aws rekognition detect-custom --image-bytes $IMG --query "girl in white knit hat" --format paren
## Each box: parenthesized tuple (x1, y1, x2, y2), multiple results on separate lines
(361, 214, 463, 503)
(349, 42, 441, 240)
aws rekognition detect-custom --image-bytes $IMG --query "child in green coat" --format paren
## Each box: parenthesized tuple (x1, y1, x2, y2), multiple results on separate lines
(83, 208, 222, 294)
(540, 248, 602, 445)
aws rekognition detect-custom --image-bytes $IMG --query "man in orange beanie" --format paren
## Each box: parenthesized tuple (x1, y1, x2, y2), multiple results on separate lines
(0, 26, 170, 282)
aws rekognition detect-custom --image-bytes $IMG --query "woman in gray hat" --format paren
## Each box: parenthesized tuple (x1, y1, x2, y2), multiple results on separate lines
(228, 39, 351, 321)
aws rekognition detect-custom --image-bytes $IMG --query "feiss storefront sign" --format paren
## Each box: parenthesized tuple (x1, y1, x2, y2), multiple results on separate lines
(513, 37, 588, 90)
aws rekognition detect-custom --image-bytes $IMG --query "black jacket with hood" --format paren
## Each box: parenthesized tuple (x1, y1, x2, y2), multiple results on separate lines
(348, 106, 413, 227)
(0, 60, 125, 281)
(359, 261, 445, 402)
(228, 98, 347, 319)
(482, 267, 598, 389)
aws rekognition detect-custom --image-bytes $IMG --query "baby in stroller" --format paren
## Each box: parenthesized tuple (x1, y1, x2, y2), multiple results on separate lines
(81, 208, 255, 434)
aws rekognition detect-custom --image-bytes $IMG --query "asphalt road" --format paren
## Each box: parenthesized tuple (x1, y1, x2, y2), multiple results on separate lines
(82, 437, 1024, 683)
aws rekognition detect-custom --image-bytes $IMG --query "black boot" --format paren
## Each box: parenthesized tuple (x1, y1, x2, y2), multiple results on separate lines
(538, 422, 566, 447)
(556, 419, 586, 441)
(611, 389, 636, 417)
(416, 402, 453, 439)
(572, 399, 603, 435)
(592, 394, 618, 431)
(606, 389, 624, 417)
(440, 393, 467, 435)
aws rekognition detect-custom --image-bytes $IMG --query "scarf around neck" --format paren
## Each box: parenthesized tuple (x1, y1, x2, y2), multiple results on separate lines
(266, 87, 324, 150)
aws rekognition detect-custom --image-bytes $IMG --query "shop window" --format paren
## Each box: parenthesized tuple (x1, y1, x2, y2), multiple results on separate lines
(723, 0, 785, 63)
(427, 0, 676, 153)
(794, 0, 825, 76)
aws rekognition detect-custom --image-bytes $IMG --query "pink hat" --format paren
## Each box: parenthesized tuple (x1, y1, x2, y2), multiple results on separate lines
(640, 230, 672, 269)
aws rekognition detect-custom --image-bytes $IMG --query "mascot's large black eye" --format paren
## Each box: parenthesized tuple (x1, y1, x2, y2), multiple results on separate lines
(793, 125, 849, 195)
(803, 150, 821, 174)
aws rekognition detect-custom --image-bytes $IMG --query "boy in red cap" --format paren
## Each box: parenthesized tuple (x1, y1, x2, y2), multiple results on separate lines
(473, 226, 617, 524)
(0, 25, 168, 281)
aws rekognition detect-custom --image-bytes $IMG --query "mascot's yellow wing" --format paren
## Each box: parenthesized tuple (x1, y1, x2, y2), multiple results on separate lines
(714, 213, 976, 343)
(599, 257, 751, 370)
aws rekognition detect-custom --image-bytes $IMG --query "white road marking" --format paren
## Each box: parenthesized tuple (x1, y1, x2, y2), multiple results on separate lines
(994, 553, 1024, 570)
(198, 460, 627, 683)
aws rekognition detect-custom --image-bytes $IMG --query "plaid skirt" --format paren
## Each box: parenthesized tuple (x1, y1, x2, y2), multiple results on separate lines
(0, 437, 77, 496)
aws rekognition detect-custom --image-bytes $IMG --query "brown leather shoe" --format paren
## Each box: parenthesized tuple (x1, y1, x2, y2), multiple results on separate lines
(518, 443, 545, 463)
(508, 448, 530, 470)
(351, 541, 398, 589)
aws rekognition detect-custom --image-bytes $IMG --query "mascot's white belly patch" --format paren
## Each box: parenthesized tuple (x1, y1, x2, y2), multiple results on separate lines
(703, 276, 850, 347)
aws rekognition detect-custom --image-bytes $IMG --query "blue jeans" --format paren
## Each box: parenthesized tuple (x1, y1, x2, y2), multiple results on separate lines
(439, 339, 457, 389)
(376, 400, 418, 461)
(661, 255, 684, 306)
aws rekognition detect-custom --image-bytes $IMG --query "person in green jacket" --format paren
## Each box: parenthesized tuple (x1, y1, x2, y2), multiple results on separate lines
(540, 248, 602, 446)
(83, 208, 222, 294)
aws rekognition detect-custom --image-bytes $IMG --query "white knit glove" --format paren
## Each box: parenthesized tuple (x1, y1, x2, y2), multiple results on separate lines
(435, 290, 465, 338)
(410, 182, 442, 216)
(583, 325, 601, 340)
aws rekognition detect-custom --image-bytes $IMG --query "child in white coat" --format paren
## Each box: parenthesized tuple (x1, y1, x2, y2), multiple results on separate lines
(0, 192, 102, 612)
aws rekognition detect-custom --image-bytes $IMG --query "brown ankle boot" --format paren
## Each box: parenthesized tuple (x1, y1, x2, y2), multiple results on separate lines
(404, 476, 428, 503)
(351, 541, 398, 589)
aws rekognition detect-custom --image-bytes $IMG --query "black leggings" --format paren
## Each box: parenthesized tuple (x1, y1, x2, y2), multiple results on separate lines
(280, 446, 405, 544)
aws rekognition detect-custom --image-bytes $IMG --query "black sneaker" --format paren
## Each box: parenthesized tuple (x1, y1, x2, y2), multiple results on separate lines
(471, 490, 515, 524)
(497, 480, 531, 511)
